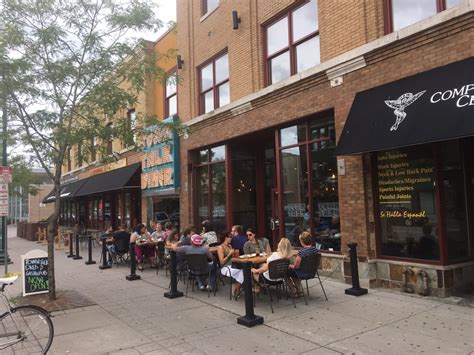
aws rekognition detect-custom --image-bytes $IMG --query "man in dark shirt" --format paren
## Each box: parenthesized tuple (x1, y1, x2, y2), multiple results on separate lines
(230, 225, 247, 255)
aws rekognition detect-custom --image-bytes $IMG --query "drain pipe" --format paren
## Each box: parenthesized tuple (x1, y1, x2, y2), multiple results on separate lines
(416, 269, 430, 296)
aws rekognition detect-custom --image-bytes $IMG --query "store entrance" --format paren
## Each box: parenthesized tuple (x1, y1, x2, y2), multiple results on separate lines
(229, 131, 276, 247)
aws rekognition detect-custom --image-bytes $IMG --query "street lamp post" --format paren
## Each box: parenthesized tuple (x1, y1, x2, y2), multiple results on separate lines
(1, 77, 8, 273)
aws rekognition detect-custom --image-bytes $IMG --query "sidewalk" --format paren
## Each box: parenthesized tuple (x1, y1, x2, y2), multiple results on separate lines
(4, 225, 474, 354)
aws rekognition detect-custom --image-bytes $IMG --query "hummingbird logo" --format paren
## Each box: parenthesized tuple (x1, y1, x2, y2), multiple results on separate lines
(384, 90, 426, 131)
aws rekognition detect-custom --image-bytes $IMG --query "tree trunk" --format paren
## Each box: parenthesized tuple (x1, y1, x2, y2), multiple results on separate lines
(47, 183, 61, 300)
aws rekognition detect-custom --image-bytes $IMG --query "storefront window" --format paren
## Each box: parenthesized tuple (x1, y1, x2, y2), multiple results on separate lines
(281, 145, 308, 245)
(441, 141, 469, 260)
(195, 145, 227, 232)
(279, 115, 339, 250)
(124, 193, 131, 229)
(377, 145, 439, 260)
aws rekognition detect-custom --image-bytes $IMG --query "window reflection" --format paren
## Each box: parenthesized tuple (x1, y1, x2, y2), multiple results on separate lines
(270, 52, 291, 84)
(392, 0, 437, 31)
(218, 82, 230, 107)
(446, 0, 464, 9)
(215, 54, 229, 83)
(280, 124, 306, 147)
(267, 17, 289, 56)
(296, 36, 320, 72)
(210, 145, 225, 162)
(292, 0, 318, 41)
(201, 63, 213, 91)
(204, 90, 214, 113)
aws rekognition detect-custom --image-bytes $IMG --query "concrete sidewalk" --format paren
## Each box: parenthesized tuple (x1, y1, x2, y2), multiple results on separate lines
(3, 225, 474, 354)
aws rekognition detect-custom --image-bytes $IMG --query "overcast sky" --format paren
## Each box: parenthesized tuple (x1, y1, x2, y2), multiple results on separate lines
(143, 0, 177, 41)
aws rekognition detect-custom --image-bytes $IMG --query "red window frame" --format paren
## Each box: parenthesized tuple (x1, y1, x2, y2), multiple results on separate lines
(384, 0, 457, 34)
(164, 69, 177, 118)
(264, 0, 320, 86)
(198, 51, 229, 115)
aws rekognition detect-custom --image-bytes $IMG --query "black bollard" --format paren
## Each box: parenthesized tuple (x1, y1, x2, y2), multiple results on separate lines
(73, 234, 82, 260)
(345, 242, 368, 296)
(126, 242, 141, 281)
(237, 261, 264, 327)
(85, 235, 96, 265)
(164, 250, 183, 299)
(99, 237, 111, 270)
(67, 233, 74, 258)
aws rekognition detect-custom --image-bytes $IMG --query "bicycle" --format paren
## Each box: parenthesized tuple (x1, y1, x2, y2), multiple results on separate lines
(0, 275, 54, 354)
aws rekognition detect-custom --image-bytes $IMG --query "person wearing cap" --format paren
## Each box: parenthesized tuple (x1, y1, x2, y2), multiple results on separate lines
(171, 234, 217, 291)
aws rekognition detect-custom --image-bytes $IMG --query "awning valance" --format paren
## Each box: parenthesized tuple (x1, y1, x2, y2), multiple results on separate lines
(42, 179, 88, 204)
(335, 57, 474, 155)
(74, 163, 141, 197)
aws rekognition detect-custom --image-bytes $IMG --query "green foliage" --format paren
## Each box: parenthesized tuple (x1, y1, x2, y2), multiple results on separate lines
(9, 155, 43, 196)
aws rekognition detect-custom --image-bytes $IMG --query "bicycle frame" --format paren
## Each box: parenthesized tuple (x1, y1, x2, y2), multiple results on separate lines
(0, 289, 24, 348)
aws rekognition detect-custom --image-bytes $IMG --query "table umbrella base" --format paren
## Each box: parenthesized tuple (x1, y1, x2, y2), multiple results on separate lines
(345, 287, 368, 296)
(164, 291, 183, 299)
(237, 315, 264, 327)
(126, 274, 141, 281)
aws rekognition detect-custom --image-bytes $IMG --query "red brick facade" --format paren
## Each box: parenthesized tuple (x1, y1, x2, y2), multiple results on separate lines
(176, 1, 474, 295)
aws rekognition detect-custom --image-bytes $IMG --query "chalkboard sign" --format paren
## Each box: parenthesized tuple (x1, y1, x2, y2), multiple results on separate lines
(22, 250, 49, 296)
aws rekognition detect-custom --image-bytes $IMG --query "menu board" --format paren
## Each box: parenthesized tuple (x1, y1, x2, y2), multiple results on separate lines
(377, 149, 434, 223)
(22, 250, 49, 296)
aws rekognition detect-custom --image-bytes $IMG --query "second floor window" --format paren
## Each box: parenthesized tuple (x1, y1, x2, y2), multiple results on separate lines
(165, 72, 177, 117)
(200, 52, 229, 114)
(202, 0, 219, 16)
(387, 0, 465, 32)
(266, 0, 320, 85)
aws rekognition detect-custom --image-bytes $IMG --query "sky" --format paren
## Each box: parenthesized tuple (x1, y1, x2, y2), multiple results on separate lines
(143, 0, 177, 41)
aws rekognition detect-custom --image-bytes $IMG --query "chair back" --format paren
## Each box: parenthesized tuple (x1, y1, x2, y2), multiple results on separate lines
(185, 253, 209, 275)
(299, 253, 321, 278)
(267, 258, 290, 280)
(114, 237, 130, 253)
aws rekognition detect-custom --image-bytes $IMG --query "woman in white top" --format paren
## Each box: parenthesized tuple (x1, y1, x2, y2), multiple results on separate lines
(251, 238, 292, 292)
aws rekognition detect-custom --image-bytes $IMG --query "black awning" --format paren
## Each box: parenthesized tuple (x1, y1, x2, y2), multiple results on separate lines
(335, 57, 474, 155)
(75, 163, 141, 197)
(42, 179, 88, 204)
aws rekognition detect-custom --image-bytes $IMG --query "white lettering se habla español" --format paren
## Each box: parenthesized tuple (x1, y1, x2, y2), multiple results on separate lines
(430, 83, 474, 107)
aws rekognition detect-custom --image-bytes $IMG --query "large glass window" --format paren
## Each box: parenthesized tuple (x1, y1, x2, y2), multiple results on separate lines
(388, 0, 462, 32)
(377, 145, 438, 260)
(279, 115, 339, 251)
(165, 72, 177, 117)
(195, 145, 227, 232)
(266, 0, 320, 85)
(199, 53, 229, 114)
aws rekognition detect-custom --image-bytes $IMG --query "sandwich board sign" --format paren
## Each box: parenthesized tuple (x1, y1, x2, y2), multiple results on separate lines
(22, 250, 49, 296)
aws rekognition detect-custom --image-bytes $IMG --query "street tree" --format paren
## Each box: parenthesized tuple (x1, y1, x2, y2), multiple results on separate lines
(1, 0, 182, 299)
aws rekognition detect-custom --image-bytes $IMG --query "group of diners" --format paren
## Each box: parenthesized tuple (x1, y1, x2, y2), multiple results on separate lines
(100, 220, 319, 300)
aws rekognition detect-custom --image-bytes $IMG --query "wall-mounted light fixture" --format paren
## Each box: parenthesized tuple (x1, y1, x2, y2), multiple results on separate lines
(177, 55, 184, 69)
(232, 11, 241, 30)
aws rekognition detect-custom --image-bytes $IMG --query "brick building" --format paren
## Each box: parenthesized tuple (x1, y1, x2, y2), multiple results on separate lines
(49, 27, 177, 231)
(176, 0, 474, 296)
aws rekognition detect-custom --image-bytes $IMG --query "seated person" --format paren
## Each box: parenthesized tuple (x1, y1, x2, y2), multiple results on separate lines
(251, 238, 292, 293)
(172, 234, 217, 291)
(164, 229, 180, 257)
(230, 225, 247, 256)
(109, 224, 131, 262)
(288, 232, 318, 296)
(179, 225, 195, 246)
(201, 220, 218, 245)
(152, 223, 166, 241)
(243, 228, 271, 256)
(130, 223, 156, 271)
(217, 231, 244, 299)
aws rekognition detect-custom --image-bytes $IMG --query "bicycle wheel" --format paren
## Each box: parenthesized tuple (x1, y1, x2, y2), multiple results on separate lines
(2, 305, 54, 354)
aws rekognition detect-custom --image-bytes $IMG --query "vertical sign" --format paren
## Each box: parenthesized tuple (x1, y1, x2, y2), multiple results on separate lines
(0, 166, 11, 217)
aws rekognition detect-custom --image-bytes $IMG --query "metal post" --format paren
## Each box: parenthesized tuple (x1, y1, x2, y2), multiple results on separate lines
(345, 242, 368, 296)
(237, 261, 264, 327)
(67, 233, 74, 258)
(73, 234, 82, 260)
(164, 250, 183, 299)
(99, 237, 111, 269)
(126, 242, 140, 281)
(85, 235, 96, 265)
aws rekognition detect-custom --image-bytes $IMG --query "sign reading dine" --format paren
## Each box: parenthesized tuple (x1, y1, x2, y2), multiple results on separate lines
(22, 249, 49, 296)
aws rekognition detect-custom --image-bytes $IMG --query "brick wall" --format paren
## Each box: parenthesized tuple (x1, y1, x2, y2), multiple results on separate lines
(178, 12, 474, 258)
